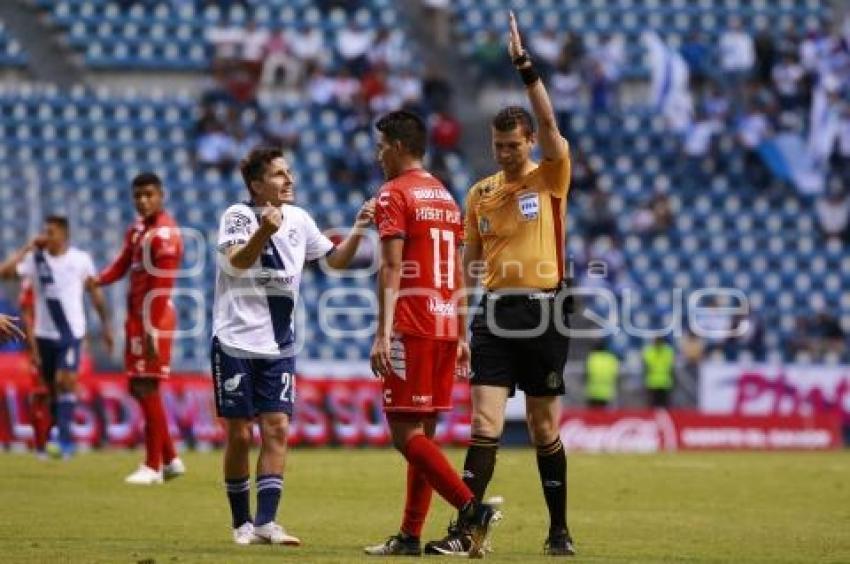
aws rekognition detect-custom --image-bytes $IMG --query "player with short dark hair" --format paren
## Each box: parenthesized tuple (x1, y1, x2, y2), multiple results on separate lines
(213, 146, 374, 545)
(97, 172, 186, 484)
(0, 216, 113, 459)
(364, 110, 501, 558)
(426, 13, 577, 556)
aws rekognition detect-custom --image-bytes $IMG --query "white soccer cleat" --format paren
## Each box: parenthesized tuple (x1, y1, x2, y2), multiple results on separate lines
(233, 522, 258, 545)
(124, 464, 164, 485)
(163, 457, 186, 481)
(253, 522, 301, 546)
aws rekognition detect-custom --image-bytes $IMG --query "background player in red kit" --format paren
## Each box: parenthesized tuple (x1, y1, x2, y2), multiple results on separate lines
(97, 172, 185, 485)
(364, 110, 500, 558)
(19, 280, 53, 457)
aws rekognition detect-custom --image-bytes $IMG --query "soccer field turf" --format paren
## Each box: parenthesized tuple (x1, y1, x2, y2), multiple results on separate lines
(1, 449, 848, 563)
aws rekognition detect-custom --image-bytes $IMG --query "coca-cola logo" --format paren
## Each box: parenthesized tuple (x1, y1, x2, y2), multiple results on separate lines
(560, 412, 678, 453)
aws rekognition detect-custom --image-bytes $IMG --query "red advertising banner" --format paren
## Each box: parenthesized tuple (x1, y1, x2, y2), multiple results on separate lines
(559, 410, 842, 453)
(0, 353, 472, 449)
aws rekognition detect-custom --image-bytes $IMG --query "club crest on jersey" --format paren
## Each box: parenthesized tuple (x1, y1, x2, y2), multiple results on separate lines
(518, 192, 540, 220)
(287, 227, 299, 246)
(257, 268, 272, 286)
(225, 212, 252, 236)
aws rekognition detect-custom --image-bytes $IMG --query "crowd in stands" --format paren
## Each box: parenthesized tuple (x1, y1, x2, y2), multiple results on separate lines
(194, 14, 464, 197)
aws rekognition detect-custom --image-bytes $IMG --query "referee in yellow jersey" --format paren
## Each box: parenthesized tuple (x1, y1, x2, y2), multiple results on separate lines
(424, 12, 575, 557)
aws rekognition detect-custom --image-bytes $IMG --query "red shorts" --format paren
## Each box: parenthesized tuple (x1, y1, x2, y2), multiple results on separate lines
(125, 310, 175, 379)
(383, 333, 457, 413)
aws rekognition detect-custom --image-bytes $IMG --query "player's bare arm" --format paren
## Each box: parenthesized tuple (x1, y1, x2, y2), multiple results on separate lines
(0, 313, 25, 344)
(508, 11, 569, 161)
(455, 246, 471, 379)
(370, 237, 403, 378)
(325, 198, 375, 270)
(86, 277, 114, 355)
(228, 202, 282, 270)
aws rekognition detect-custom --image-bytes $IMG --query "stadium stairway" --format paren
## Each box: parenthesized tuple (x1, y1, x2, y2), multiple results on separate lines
(0, 0, 80, 87)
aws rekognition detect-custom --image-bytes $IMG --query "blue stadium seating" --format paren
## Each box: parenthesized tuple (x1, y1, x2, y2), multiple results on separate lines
(32, 0, 402, 69)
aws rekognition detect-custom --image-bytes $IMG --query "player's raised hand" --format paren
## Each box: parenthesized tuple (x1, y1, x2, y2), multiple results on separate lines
(369, 336, 392, 379)
(455, 341, 471, 380)
(0, 314, 24, 344)
(354, 198, 376, 230)
(507, 10, 526, 62)
(259, 202, 283, 234)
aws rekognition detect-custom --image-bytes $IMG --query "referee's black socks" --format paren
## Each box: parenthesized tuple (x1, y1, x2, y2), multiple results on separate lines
(462, 434, 499, 502)
(536, 436, 568, 534)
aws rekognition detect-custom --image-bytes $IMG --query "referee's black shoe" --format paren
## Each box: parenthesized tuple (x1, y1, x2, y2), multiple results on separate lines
(544, 528, 576, 556)
(364, 533, 422, 556)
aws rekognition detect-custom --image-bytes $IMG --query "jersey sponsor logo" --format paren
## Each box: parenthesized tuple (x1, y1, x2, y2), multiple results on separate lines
(225, 212, 253, 236)
(377, 192, 392, 207)
(427, 297, 457, 316)
(224, 373, 245, 393)
(383, 389, 392, 404)
(518, 192, 540, 220)
(414, 207, 461, 224)
(411, 188, 454, 202)
(412, 394, 432, 405)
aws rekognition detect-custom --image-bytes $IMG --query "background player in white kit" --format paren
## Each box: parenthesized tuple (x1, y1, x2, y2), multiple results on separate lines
(0, 215, 113, 458)
(212, 147, 374, 545)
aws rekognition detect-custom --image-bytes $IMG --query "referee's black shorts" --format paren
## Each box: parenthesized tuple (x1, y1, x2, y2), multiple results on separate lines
(470, 290, 571, 397)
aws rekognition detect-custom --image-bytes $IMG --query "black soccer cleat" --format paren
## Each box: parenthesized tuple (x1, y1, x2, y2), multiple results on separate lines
(364, 533, 422, 556)
(543, 529, 577, 556)
(423, 520, 472, 556)
(459, 498, 503, 559)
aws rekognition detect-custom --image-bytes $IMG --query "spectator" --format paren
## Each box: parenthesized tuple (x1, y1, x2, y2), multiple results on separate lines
(726, 310, 765, 360)
(331, 67, 362, 109)
(368, 28, 408, 70)
(630, 192, 672, 236)
(809, 311, 847, 359)
(753, 22, 777, 87)
(429, 110, 461, 155)
(736, 102, 772, 187)
(814, 183, 850, 242)
(719, 17, 755, 103)
(681, 110, 722, 187)
(207, 24, 244, 63)
(261, 25, 300, 87)
(561, 31, 585, 68)
(694, 296, 735, 356)
(336, 21, 374, 76)
(550, 57, 583, 137)
(240, 20, 269, 68)
(681, 31, 710, 93)
(306, 64, 336, 107)
(583, 188, 618, 242)
(771, 52, 805, 112)
(643, 337, 675, 408)
(473, 30, 508, 85)
(678, 328, 704, 408)
(263, 108, 299, 151)
(529, 24, 563, 76)
(569, 149, 599, 194)
(584, 340, 619, 409)
(588, 33, 625, 112)
(422, 0, 451, 48)
(195, 122, 236, 172)
(387, 68, 423, 110)
(289, 23, 327, 70)
(422, 66, 453, 113)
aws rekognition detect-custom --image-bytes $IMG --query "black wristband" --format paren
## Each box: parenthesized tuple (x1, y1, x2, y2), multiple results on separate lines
(518, 64, 540, 86)
(512, 52, 530, 66)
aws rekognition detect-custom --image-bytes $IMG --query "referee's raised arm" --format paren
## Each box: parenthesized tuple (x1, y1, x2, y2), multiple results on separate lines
(508, 11, 569, 161)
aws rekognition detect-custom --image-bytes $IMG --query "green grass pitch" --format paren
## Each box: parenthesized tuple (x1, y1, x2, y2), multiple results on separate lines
(1, 449, 849, 562)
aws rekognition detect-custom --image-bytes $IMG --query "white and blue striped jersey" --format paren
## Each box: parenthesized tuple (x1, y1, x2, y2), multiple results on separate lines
(212, 202, 334, 357)
(16, 247, 96, 341)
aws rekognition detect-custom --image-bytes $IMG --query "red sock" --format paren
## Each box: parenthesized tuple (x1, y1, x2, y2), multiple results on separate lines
(402, 434, 474, 511)
(31, 398, 52, 451)
(156, 393, 177, 464)
(401, 463, 433, 538)
(138, 393, 164, 470)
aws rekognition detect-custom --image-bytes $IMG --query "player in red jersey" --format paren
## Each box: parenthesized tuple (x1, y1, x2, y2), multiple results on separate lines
(364, 110, 500, 558)
(19, 280, 53, 457)
(97, 172, 185, 485)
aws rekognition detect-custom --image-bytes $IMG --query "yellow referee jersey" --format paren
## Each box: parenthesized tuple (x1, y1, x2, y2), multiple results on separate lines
(464, 147, 571, 291)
